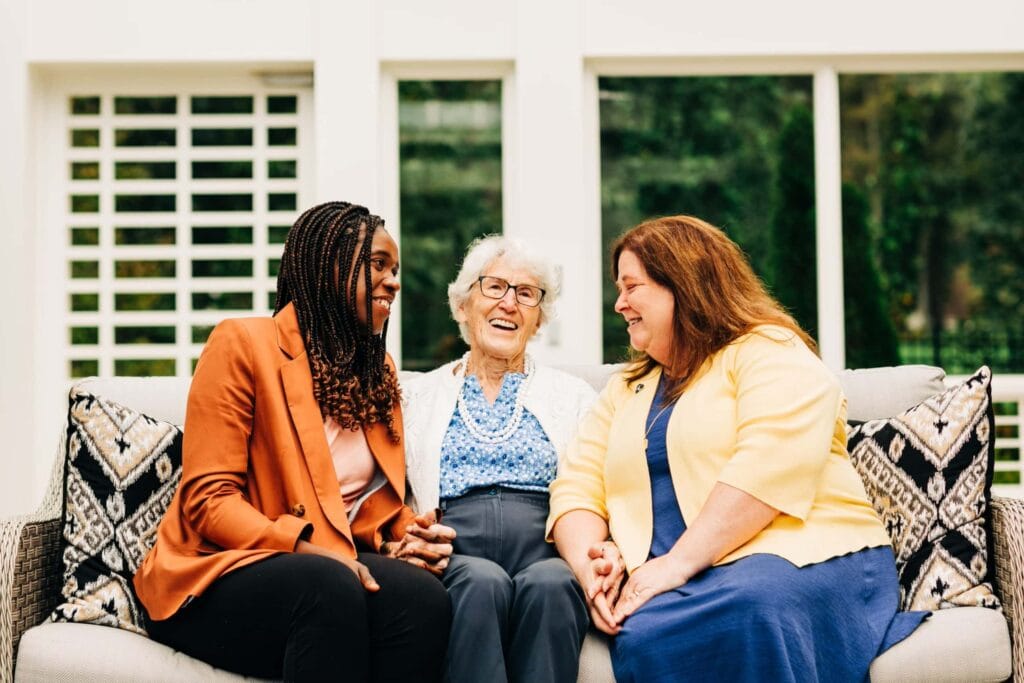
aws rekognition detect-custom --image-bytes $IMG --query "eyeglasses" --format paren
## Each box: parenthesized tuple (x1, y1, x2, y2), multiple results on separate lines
(475, 276, 546, 308)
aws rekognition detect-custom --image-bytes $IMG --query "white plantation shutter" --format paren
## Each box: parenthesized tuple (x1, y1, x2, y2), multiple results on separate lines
(62, 79, 314, 379)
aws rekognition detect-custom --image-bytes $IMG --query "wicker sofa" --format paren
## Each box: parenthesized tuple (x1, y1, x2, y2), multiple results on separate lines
(1, 365, 1021, 682)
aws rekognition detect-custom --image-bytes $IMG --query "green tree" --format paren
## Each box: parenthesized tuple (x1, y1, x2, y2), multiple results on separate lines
(842, 183, 899, 368)
(767, 103, 817, 338)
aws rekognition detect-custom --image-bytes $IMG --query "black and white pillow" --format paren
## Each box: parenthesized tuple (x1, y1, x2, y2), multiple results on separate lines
(847, 366, 1000, 611)
(51, 388, 182, 634)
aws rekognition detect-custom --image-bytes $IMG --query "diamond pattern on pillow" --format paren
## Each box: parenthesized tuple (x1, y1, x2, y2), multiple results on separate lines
(847, 366, 1000, 612)
(51, 388, 183, 634)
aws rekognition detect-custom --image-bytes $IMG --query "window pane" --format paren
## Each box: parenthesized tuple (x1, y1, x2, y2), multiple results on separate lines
(268, 127, 297, 146)
(840, 72, 1024, 372)
(71, 96, 100, 115)
(398, 80, 503, 370)
(192, 325, 214, 344)
(71, 129, 100, 147)
(115, 260, 176, 278)
(115, 326, 175, 344)
(115, 96, 176, 115)
(70, 327, 99, 345)
(191, 226, 252, 244)
(115, 129, 177, 147)
(114, 359, 175, 376)
(71, 195, 100, 213)
(192, 260, 253, 277)
(192, 128, 253, 146)
(70, 227, 99, 246)
(70, 359, 99, 377)
(268, 192, 296, 211)
(115, 293, 176, 311)
(599, 76, 815, 362)
(70, 293, 99, 311)
(70, 261, 99, 279)
(268, 258, 281, 277)
(115, 227, 176, 245)
(192, 161, 253, 179)
(191, 96, 253, 114)
(192, 194, 253, 212)
(71, 162, 99, 180)
(268, 160, 297, 178)
(115, 194, 176, 212)
(116, 161, 176, 180)
(192, 292, 253, 310)
(268, 225, 290, 244)
(267, 95, 298, 114)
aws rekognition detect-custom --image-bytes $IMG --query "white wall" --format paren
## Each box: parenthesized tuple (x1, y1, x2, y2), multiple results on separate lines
(2, 0, 1023, 514)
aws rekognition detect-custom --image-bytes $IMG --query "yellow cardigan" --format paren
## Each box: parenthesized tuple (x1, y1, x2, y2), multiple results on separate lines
(547, 326, 891, 572)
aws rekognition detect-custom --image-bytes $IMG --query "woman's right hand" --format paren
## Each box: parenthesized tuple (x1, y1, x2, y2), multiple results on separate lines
(295, 540, 379, 592)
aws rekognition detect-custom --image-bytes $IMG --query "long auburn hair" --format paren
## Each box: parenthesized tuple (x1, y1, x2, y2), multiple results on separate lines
(275, 201, 401, 442)
(612, 215, 816, 400)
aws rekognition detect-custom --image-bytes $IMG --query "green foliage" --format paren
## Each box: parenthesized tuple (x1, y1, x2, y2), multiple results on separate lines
(842, 183, 899, 367)
(599, 76, 813, 362)
(398, 81, 502, 370)
(767, 104, 817, 338)
(840, 72, 1024, 372)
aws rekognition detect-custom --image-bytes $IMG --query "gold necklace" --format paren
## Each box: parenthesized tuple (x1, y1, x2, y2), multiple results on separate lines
(642, 397, 677, 451)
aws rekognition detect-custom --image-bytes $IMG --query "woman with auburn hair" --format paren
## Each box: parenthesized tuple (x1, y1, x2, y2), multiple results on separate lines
(547, 215, 927, 682)
(134, 201, 452, 682)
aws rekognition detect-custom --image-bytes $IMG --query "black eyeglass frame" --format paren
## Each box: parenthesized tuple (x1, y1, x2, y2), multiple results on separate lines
(473, 276, 546, 308)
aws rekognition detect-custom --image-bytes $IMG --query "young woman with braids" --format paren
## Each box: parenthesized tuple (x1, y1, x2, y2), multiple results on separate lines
(134, 201, 453, 682)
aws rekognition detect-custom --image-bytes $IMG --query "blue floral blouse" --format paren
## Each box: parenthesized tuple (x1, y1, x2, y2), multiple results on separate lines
(439, 373, 557, 500)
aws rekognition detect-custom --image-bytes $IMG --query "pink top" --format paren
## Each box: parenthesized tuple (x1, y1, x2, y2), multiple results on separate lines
(323, 417, 378, 511)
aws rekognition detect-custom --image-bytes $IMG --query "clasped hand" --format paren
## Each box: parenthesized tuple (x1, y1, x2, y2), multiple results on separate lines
(381, 510, 456, 576)
(582, 541, 687, 634)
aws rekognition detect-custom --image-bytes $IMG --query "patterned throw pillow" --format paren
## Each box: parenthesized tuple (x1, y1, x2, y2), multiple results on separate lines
(847, 366, 1000, 612)
(51, 388, 183, 634)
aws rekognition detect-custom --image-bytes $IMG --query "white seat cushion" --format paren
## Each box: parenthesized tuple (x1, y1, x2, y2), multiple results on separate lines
(869, 607, 1011, 682)
(15, 622, 271, 683)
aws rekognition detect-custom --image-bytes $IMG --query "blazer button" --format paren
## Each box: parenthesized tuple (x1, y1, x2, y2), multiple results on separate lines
(292, 503, 306, 517)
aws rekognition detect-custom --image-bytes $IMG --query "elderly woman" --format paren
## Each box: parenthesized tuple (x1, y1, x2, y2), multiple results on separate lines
(548, 215, 927, 682)
(402, 235, 595, 683)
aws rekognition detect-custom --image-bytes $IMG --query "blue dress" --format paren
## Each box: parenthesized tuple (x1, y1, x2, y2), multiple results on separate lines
(611, 380, 928, 683)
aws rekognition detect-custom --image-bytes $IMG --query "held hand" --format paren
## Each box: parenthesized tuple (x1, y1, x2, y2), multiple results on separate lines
(611, 554, 687, 624)
(578, 541, 625, 635)
(586, 541, 626, 605)
(381, 510, 456, 575)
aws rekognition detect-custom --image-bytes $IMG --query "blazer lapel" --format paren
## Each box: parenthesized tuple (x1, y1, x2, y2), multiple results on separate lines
(276, 306, 352, 536)
(364, 417, 406, 501)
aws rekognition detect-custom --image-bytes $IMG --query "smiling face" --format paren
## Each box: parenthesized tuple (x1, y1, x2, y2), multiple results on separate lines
(350, 228, 400, 335)
(614, 249, 676, 365)
(455, 257, 542, 363)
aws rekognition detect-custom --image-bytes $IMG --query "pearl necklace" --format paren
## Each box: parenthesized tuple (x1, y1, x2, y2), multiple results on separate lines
(455, 351, 535, 445)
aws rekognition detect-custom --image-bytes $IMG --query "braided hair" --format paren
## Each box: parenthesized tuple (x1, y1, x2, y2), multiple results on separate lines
(275, 201, 401, 442)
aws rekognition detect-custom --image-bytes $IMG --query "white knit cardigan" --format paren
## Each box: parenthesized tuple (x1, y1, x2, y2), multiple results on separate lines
(400, 360, 598, 512)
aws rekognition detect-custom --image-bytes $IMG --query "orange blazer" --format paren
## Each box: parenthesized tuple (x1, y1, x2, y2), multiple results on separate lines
(134, 303, 417, 621)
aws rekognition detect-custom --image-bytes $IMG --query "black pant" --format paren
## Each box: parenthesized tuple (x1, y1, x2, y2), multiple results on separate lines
(145, 552, 451, 683)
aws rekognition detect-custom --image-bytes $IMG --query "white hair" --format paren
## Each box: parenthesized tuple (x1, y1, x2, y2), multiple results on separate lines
(447, 234, 561, 344)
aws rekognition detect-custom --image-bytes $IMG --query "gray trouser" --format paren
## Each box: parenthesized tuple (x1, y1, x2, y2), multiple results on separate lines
(440, 486, 589, 683)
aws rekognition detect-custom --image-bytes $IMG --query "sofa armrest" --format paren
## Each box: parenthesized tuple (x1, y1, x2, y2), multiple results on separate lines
(991, 494, 1024, 681)
(1, 514, 62, 683)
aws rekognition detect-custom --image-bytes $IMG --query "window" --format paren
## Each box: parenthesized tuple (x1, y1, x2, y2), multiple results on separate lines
(64, 86, 312, 377)
(398, 80, 503, 370)
(840, 72, 1024, 373)
(599, 76, 815, 362)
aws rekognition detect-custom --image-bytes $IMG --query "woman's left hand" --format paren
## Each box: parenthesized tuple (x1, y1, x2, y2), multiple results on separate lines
(611, 554, 688, 623)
